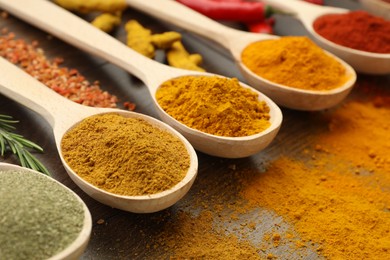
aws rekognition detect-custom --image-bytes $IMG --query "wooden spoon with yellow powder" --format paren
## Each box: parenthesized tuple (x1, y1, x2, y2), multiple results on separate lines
(0, 57, 198, 214)
(0, 0, 282, 158)
(263, 0, 390, 75)
(122, 0, 357, 111)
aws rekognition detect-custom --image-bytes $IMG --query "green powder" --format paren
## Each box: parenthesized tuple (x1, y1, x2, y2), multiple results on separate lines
(0, 170, 85, 259)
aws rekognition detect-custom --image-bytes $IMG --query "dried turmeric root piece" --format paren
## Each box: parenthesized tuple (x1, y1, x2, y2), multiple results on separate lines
(125, 20, 155, 58)
(91, 13, 121, 33)
(151, 32, 182, 49)
(54, 0, 127, 14)
(167, 41, 205, 72)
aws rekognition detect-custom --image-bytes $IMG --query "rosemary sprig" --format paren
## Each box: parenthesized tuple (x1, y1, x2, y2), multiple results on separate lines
(0, 114, 50, 175)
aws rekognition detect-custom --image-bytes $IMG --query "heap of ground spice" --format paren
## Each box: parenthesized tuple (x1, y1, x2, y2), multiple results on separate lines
(156, 76, 270, 137)
(146, 77, 390, 259)
(0, 170, 85, 259)
(61, 113, 190, 196)
(313, 10, 390, 54)
(241, 36, 349, 90)
(0, 29, 135, 110)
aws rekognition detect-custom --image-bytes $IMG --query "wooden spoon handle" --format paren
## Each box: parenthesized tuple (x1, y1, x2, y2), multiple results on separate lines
(0, 57, 81, 128)
(0, 0, 168, 89)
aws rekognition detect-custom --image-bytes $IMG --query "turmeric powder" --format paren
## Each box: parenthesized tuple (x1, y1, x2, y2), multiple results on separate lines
(61, 113, 190, 196)
(167, 41, 205, 72)
(156, 76, 270, 137)
(241, 36, 350, 90)
(91, 13, 121, 33)
(147, 78, 390, 259)
(238, 81, 390, 259)
(54, 0, 127, 14)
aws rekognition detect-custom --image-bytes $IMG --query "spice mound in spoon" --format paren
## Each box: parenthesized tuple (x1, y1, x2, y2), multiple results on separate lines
(61, 113, 190, 196)
(0, 169, 86, 259)
(313, 11, 390, 54)
(156, 76, 271, 137)
(241, 36, 351, 91)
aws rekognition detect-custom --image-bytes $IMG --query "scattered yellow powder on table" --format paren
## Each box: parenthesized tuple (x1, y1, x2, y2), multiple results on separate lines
(239, 155, 390, 259)
(154, 211, 262, 260)
(148, 79, 390, 259)
(316, 101, 390, 175)
(238, 84, 390, 259)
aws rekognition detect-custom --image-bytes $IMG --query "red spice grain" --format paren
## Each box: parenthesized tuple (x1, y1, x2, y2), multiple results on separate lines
(313, 11, 390, 54)
(0, 30, 136, 110)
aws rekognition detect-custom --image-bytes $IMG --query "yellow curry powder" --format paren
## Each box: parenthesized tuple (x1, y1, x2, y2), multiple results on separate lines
(156, 76, 271, 137)
(241, 36, 350, 90)
(154, 211, 261, 259)
(61, 113, 190, 196)
(146, 79, 390, 259)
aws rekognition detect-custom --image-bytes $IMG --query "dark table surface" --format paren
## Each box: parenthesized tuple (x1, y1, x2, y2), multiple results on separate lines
(0, 1, 389, 259)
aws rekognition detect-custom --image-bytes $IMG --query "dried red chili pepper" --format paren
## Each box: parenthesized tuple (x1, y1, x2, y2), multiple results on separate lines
(303, 0, 324, 5)
(176, 0, 273, 23)
(246, 17, 275, 34)
(210, 0, 242, 2)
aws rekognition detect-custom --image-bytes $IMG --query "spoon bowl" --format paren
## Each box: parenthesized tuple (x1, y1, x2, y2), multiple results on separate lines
(263, 0, 390, 75)
(0, 57, 198, 213)
(239, 49, 357, 110)
(121, 0, 356, 110)
(0, 162, 92, 259)
(0, 0, 282, 158)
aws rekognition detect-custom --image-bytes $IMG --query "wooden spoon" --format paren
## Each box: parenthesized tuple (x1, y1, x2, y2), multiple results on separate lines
(122, 0, 356, 110)
(263, 0, 390, 75)
(0, 57, 198, 213)
(0, 0, 282, 158)
(0, 162, 92, 258)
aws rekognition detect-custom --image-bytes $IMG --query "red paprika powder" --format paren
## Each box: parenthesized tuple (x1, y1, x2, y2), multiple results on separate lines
(313, 11, 390, 54)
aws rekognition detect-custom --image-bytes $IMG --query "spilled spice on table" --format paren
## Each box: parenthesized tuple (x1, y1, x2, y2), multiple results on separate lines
(153, 211, 262, 260)
(236, 79, 390, 259)
(146, 76, 390, 259)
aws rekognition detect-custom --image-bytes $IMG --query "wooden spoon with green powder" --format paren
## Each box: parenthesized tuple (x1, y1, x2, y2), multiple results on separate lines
(0, 0, 282, 158)
(0, 162, 92, 259)
(0, 57, 198, 214)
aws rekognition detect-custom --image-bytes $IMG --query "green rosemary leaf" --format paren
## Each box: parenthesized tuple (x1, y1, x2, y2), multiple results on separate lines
(0, 115, 17, 131)
(0, 114, 50, 175)
(14, 144, 28, 168)
(0, 134, 5, 156)
(24, 149, 50, 176)
(23, 149, 38, 170)
(6, 137, 17, 154)
(11, 133, 44, 152)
